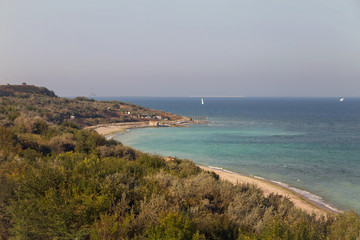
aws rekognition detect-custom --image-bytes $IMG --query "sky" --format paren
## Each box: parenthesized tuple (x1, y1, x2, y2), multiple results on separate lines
(1, 0, 360, 97)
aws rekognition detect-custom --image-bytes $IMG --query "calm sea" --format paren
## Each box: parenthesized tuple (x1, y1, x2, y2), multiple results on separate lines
(98, 97, 360, 212)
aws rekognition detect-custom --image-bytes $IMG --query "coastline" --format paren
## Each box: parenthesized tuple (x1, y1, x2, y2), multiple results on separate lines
(87, 118, 197, 136)
(199, 165, 337, 216)
(88, 122, 150, 136)
(93, 122, 337, 216)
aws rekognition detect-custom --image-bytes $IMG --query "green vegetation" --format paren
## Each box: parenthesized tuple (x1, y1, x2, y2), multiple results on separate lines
(0, 84, 180, 127)
(0, 85, 359, 239)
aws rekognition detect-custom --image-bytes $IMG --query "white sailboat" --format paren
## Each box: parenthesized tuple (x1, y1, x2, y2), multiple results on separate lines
(339, 98, 344, 102)
(201, 98, 204, 105)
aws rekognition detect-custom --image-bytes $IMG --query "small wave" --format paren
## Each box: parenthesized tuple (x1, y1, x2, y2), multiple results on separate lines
(207, 166, 238, 174)
(252, 175, 266, 180)
(207, 165, 224, 170)
(207, 123, 225, 127)
(271, 181, 339, 212)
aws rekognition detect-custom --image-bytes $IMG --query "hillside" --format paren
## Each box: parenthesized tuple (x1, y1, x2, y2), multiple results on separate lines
(0, 84, 180, 127)
(0, 85, 359, 239)
(0, 83, 56, 97)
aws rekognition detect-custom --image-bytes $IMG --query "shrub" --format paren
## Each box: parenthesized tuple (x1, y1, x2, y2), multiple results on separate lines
(30, 119, 49, 135)
(145, 212, 205, 240)
(48, 133, 76, 154)
(75, 96, 90, 101)
(61, 120, 80, 130)
(97, 145, 138, 160)
(90, 212, 136, 240)
(167, 159, 201, 178)
(328, 210, 360, 239)
(75, 130, 107, 153)
(7, 111, 20, 121)
(0, 127, 20, 153)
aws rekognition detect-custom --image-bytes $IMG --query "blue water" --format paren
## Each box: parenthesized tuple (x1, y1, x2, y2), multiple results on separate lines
(98, 97, 360, 212)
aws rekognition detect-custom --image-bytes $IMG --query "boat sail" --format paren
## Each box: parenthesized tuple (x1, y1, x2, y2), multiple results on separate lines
(201, 98, 204, 105)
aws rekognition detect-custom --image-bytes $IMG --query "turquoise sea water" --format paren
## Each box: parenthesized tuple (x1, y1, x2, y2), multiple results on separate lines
(99, 97, 360, 212)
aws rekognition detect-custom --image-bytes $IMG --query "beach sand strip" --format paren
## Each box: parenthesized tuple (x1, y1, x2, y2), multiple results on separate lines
(199, 165, 332, 216)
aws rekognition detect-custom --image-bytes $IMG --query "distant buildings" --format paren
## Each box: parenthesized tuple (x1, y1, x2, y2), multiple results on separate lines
(137, 114, 170, 121)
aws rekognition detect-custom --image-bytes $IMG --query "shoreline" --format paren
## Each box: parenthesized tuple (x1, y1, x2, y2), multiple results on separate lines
(88, 122, 150, 136)
(87, 118, 198, 136)
(199, 165, 338, 216)
(93, 122, 338, 216)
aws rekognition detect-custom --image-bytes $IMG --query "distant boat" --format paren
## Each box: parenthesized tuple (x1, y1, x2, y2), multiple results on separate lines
(201, 98, 204, 105)
(339, 98, 344, 102)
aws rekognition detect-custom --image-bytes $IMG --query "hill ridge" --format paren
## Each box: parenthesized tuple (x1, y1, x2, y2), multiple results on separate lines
(0, 83, 57, 97)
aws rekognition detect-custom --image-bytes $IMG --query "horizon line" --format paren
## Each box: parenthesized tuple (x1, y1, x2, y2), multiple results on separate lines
(62, 95, 359, 98)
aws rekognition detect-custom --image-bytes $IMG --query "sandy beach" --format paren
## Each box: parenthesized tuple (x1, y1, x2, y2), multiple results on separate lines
(87, 118, 196, 136)
(199, 165, 333, 216)
(93, 122, 334, 216)
(88, 122, 150, 136)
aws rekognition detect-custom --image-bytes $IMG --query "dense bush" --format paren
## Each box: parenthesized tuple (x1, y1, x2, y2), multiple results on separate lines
(145, 212, 205, 240)
(48, 133, 76, 154)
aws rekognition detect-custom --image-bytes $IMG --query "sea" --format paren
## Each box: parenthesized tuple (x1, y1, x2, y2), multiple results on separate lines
(97, 97, 360, 213)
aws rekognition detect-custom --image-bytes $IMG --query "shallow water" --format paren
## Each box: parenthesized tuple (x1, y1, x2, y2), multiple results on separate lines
(98, 97, 360, 212)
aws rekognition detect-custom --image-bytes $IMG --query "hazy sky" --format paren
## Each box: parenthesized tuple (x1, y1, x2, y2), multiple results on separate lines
(1, 0, 360, 97)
